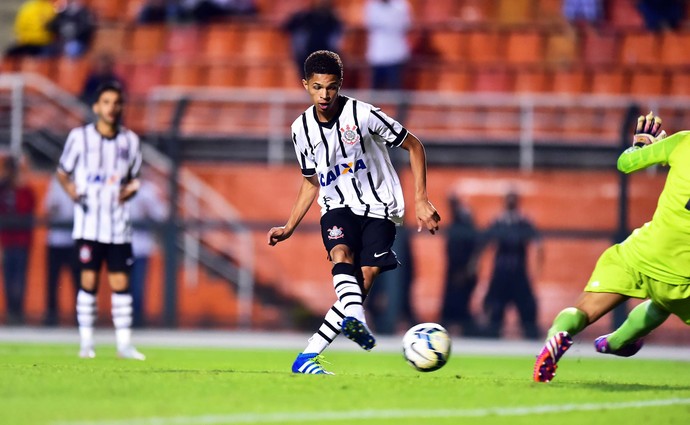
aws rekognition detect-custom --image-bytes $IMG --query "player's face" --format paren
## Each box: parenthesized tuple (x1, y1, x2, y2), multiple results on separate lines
(303, 73, 341, 120)
(92, 90, 123, 127)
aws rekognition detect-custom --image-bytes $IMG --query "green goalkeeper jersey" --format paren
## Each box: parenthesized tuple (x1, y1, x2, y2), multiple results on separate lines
(617, 130, 690, 284)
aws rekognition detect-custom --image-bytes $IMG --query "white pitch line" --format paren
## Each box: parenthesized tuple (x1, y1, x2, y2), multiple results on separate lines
(52, 397, 690, 425)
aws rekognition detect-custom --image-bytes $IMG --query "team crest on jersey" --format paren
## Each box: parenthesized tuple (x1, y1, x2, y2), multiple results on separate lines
(327, 226, 345, 240)
(340, 124, 360, 145)
(79, 244, 92, 264)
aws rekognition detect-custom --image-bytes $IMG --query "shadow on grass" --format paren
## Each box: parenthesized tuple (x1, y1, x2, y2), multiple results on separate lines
(571, 381, 690, 392)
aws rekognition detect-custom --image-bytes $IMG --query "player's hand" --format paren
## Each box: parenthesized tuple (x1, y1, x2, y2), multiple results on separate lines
(633, 111, 666, 147)
(416, 199, 441, 234)
(119, 179, 140, 202)
(267, 226, 293, 246)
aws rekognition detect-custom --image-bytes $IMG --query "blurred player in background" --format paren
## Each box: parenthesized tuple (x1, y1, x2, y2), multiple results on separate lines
(534, 112, 690, 382)
(268, 50, 440, 375)
(56, 82, 145, 360)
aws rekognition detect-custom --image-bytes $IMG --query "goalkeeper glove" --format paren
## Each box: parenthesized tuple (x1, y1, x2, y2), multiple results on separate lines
(633, 111, 666, 147)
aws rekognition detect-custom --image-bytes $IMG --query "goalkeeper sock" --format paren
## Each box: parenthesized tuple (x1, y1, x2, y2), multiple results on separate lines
(304, 301, 346, 354)
(76, 289, 97, 350)
(607, 300, 669, 350)
(332, 263, 366, 323)
(546, 307, 588, 341)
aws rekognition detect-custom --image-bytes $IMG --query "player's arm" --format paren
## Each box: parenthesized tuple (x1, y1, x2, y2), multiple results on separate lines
(55, 169, 79, 202)
(268, 174, 320, 246)
(400, 133, 440, 234)
(617, 131, 690, 174)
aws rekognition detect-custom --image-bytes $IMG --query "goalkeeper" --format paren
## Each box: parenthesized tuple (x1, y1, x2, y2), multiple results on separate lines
(534, 112, 690, 382)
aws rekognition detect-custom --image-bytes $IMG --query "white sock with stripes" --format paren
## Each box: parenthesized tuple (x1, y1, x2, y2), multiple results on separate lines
(304, 301, 346, 354)
(76, 289, 97, 350)
(112, 292, 134, 351)
(332, 263, 366, 323)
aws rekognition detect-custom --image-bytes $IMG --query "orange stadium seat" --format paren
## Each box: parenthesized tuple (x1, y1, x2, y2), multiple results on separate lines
(514, 69, 550, 93)
(590, 69, 626, 94)
(430, 30, 464, 63)
(660, 31, 690, 68)
(534, 0, 566, 25)
(242, 26, 290, 62)
(581, 29, 618, 67)
(465, 30, 504, 65)
(340, 28, 367, 61)
(607, 0, 646, 29)
(0, 56, 21, 73)
(411, 0, 458, 26)
(336, 0, 364, 26)
(167, 61, 206, 87)
(56, 57, 90, 95)
(126, 62, 167, 96)
(505, 31, 544, 66)
(19, 57, 56, 79)
(457, 0, 494, 24)
(472, 67, 514, 92)
(88, 0, 122, 21)
(629, 71, 667, 96)
(496, 0, 534, 26)
(551, 68, 588, 94)
(165, 25, 203, 60)
(244, 62, 285, 88)
(91, 25, 128, 56)
(255, 0, 309, 23)
(545, 32, 577, 66)
(206, 63, 245, 87)
(436, 67, 472, 92)
(127, 25, 168, 61)
(669, 72, 690, 96)
(202, 25, 245, 61)
(619, 32, 660, 67)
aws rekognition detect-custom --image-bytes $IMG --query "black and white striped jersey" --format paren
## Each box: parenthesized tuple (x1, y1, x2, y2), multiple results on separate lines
(291, 95, 408, 224)
(58, 123, 142, 244)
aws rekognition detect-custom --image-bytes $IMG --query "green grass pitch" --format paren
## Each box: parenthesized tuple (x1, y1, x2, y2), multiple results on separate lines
(2, 343, 690, 425)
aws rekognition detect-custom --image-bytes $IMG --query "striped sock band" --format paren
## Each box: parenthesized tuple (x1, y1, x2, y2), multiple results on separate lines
(304, 301, 346, 354)
(76, 289, 96, 349)
(332, 263, 365, 323)
(112, 292, 133, 351)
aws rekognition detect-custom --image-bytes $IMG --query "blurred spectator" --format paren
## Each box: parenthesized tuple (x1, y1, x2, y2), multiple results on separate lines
(481, 190, 543, 339)
(0, 156, 36, 325)
(137, 0, 183, 24)
(441, 196, 480, 336)
(128, 174, 168, 327)
(80, 53, 126, 105)
(283, 0, 343, 75)
(5, 0, 57, 58)
(48, 0, 96, 58)
(43, 176, 79, 326)
(180, 0, 257, 23)
(364, 0, 411, 90)
(636, 0, 685, 32)
(562, 0, 602, 26)
(368, 225, 416, 334)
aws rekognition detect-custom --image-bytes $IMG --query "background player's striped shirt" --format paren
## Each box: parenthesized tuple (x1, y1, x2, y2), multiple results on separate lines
(58, 123, 142, 244)
(291, 95, 407, 223)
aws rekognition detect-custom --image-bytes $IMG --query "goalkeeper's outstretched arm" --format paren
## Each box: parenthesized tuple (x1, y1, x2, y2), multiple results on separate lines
(617, 131, 690, 174)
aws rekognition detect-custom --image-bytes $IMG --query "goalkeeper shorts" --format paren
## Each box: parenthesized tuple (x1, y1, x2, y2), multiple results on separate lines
(585, 244, 690, 325)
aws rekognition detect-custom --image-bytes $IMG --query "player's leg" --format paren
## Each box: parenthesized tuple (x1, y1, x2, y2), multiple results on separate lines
(595, 299, 669, 356)
(75, 240, 102, 358)
(106, 243, 144, 360)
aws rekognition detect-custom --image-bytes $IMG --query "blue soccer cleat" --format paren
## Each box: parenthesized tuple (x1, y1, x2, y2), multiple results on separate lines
(594, 334, 644, 357)
(291, 353, 334, 375)
(341, 316, 376, 351)
(533, 331, 573, 383)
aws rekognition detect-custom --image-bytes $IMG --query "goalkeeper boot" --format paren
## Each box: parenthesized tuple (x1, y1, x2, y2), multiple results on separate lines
(117, 346, 146, 361)
(291, 353, 334, 375)
(341, 316, 376, 351)
(533, 331, 573, 383)
(594, 334, 644, 357)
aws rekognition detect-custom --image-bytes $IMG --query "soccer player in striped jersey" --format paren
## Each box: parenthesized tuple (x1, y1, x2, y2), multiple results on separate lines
(268, 50, 441, 375)
(56, 82, 145, 360)
(534, 112, 690, 382)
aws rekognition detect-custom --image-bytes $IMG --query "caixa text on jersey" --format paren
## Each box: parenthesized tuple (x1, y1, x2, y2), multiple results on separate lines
(319, 159, 367, 187)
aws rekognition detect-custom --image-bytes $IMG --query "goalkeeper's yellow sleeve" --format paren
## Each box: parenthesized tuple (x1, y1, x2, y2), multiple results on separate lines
(617, 131, 690, 174)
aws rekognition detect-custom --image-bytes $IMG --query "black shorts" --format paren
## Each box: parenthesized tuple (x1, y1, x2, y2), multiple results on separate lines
(76, 239, 133, 273)
(320, 208, 398, 272)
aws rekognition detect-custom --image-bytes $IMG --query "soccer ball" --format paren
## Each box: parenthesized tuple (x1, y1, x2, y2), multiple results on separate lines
(402, 322, 451, 372)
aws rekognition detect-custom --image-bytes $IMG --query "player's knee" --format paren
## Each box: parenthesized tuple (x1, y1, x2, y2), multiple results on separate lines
(330, 245, 354, 263)
(80, 270, 97, 292)
(108, 272, 129, 293)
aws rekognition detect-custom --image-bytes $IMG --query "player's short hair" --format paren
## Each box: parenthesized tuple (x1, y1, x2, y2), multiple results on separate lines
(304, 50, 343, 81)
(94, 81, 124, 104)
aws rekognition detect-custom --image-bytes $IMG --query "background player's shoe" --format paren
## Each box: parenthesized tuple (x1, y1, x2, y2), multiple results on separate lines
(117, 346, 146, 361)
(594, 334, 644, 357)
(533, 331, 573, 383)
(291, 353, 334, 375)
(341, 316, 376, 351)
(79, 347, 95, 359)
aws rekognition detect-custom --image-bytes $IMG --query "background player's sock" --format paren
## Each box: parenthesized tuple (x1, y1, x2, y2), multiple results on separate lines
(76, 289, 97, 350)
(546, 307, 587, 340)
(112, 292, 134, 351)
(607, 300, 669, 350)
(304, 301, 346, 354)
(332, 263, 366, 323)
